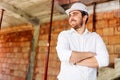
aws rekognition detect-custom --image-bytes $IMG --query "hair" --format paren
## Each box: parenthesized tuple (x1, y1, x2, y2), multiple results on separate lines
(80, 10, 88, 24)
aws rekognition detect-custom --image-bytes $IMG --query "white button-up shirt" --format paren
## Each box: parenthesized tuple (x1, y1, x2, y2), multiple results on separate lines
(56, 28, 109, 80)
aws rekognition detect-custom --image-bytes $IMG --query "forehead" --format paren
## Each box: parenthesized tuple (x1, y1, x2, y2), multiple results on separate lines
(69, 10, 81, 15)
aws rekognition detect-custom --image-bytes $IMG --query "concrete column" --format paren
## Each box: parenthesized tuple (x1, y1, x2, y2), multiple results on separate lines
(27, 24, 40, 80)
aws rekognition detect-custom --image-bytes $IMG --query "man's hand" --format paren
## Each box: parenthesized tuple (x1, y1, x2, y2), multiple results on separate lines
(76, 56, 98, 68)
(69, 51, 96, 64)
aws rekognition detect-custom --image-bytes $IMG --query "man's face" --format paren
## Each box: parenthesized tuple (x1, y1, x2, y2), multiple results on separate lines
(69, 10, 83, 29)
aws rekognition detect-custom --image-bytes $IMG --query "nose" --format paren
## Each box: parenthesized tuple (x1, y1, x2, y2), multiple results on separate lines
(69, 15, 75, 22)
(69, 14, 74, 20)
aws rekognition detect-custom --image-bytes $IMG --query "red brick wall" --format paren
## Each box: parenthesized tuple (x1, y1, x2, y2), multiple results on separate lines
(0, 10, 119, 80)
(33, 20, 70, 80)
(34, 9, 120, 80)
(0, 24, 33, 80)
(87, 10, 120, 67)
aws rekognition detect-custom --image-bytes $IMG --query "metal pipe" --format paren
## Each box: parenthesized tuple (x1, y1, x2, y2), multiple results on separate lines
(0, 9, 5, 29)
(92, 2, 96, 32)
(44, 0, 54, 80)
(116, 0, 120, 32)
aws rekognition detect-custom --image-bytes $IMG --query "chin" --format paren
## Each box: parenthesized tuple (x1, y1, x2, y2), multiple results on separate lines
(71, 24, 76, 27)
(72, 26, 77, 29)
(71, 26, 76, 28)
(73, 25, 80, 29)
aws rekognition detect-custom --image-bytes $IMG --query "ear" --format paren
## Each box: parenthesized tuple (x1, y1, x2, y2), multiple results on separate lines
(83, 15, 88, 23)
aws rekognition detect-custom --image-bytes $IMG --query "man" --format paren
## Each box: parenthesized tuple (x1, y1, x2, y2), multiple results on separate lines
(56, 2, 109, 80)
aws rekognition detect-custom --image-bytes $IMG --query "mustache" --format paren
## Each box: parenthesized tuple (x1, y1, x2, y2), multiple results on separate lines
(70, 19, 76, 22)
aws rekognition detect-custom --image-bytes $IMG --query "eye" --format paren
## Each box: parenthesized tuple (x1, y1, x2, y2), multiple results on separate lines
(69, 11, 80, 17)
(69, 14, 71, 17)
(74, 12, 79, 15)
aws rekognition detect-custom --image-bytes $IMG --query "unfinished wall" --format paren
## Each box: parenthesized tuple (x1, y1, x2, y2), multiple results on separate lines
(0, 24, 33, 80)
(0, 1, 119, 80)
(33, 19, 70, 80)
(34, 9, 120, 80)
(87, 9, 120, 67)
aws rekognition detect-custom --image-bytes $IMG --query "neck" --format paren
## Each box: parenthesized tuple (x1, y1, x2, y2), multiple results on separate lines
(76, 24, 86, 34)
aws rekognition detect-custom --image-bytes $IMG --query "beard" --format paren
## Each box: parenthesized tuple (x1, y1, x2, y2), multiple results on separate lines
(70, 19, 83, 30)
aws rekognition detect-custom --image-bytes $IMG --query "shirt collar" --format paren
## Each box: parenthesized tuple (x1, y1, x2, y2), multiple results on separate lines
(70, 28, 89, 36)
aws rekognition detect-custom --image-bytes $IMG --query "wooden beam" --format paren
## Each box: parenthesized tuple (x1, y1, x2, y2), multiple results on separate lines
(57, 0, 114, 5)
(0, 1, 39, 25)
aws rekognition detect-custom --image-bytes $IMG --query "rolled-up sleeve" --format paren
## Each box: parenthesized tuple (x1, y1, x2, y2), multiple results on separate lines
(56, 31, 72, 62)
(95, 34, 109, 68)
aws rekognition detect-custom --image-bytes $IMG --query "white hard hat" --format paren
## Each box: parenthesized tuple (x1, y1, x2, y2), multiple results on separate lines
(65, 3, 88, 15)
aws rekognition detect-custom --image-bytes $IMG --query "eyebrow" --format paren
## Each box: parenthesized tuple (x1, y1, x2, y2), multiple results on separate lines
(69, 11, 80, 16)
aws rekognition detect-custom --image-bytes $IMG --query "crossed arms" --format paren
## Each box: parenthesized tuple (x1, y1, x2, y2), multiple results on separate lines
(56, 32, 109, 68)
(69, 51, 98, 68)
(56, 47, 109, 68)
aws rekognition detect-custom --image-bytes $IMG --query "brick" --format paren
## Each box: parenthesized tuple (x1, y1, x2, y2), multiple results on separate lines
(38, 67, 44, 74)
(52, 20, 61, 27)
(13, 77, 26, 80)
(50, 47, 56, 55)
(7, 42, 31, 47)
(37, 53, 45, 60)
(103, 11, 115, 20)
(4, 68, 10, 74)
(108, 18, 118, 27)
(58, 20, 69, 27)
(87, 14, 93, 23)
(0, 24, 33, 34)
(5, 58, 8, 63)
(108, 35, 120, 44)
(48, 67, 59, 75)
(38, 46, 47, 53)
(0, 74, 11, 80)
(34, 66, 40, 74)
(34, 74, 44, 80)
(18, 65, 28, 72)
(13, 47, 22, 53)
(96, 20, 109, 29)
(1, 63, 5, 68)
(38, 40, 48, 47)
(22, 47, 30, 53)
(23, 53, 29, 59)
(52, 27, 64, 34)
(0, 24, 32, 80)
(103, 27, 114, 36)
(86, 22, 93, 30)
(49, 52, 57, 60)
(36, 56, 45, 67)
(106, 45, 114, 54)
(114, 45, 120, 54)
(96, 12, 105, 20)
(48, 75, 57, 80)
(48, 60, 57, 68)
(14, 53, 22, 58)
(109, 54, 118, 65)
(39, 34, 48, 40)
(102, 36, 109, 45)
(13, 70, 26, 78)
(96, 28, 103, 36)
(115, 25, 120, 35)
(40, 27, 49, 34)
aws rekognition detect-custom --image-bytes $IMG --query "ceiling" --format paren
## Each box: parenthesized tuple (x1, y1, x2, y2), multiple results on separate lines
(0, 0, 53, 28)
(0, 0, 116, 28)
